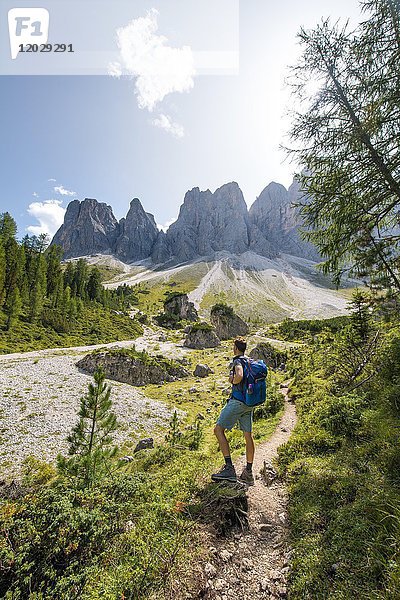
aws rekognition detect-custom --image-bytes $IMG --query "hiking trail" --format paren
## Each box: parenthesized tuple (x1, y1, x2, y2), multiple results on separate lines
(196, 385, 297, 600)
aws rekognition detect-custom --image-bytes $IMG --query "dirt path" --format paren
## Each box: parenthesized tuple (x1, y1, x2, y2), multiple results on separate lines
(200, 387, 297, 600)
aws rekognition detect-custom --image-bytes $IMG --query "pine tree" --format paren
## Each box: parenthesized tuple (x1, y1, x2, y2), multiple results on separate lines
(73, 259, 88, 299)
(286, 0, 400, 292)
(63, 262, 75, 291)
(165, 410, 182, 447)
(5, 287, 22, 330)
(29, 253, 47, 323)
(4, 239, 24, 307)
(45, 244, 63, 296)
(0, 244, 5, 309)
(0, 212, 17, 243)
(349, 290, 373, 342)
(87, 267, 102, 302)
(57, 368, 118, 487)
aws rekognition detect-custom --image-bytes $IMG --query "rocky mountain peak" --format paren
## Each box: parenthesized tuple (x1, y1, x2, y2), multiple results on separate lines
(52, 197, 119, 259)
(114, 197, 159, 262)
(51, 176, 320, 264)
(165, 183, 250, 261)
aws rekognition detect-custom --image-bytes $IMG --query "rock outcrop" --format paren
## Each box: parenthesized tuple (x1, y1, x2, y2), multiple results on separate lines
(155, 293, 199, 329)
(165, 183, 251, 262)
(210, 304, 249, 340)
(52, 198, 119, 259)
(249, 341, 287, 369)
(134, 438, 154, 452)
(114, 199, 159, 262)
(164, 293, 198, 322)
(76, 348, 189, 386)
(248, 181, 320, 261)
(193, 364, 213, 378)
(183, 324, 221, 349)
(51, 177, 320, 263)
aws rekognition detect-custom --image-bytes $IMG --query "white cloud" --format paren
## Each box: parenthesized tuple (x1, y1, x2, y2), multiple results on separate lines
(27, 200, 66, 237)
(32, 192, 39, 197)
(108, 61, 122, 78)
(54, 185, 76, 196)
(108, 8, 195, 135)
(152, 113, 184, 138)
(156, 216, 177, 232)
(48, 178, 56, 182)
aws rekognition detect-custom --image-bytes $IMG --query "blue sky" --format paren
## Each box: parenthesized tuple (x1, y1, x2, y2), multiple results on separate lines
(0, 0, 363, 238)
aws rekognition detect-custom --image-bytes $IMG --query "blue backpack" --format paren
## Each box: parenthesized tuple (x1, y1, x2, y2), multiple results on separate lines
(233, 357, 268, 407)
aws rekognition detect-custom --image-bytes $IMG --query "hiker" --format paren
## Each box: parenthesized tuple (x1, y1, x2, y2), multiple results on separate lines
(211, 337, 255, 486)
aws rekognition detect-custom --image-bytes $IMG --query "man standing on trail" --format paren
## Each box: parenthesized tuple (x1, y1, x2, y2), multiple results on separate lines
(211, 337, 255, 485)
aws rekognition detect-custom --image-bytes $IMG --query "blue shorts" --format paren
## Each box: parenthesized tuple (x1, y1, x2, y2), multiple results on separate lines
(216, 397, 254, 433)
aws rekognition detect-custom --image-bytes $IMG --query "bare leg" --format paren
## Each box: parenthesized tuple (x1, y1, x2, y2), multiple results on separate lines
(214, 424, 230, 458)
(243, 431, 255, 463)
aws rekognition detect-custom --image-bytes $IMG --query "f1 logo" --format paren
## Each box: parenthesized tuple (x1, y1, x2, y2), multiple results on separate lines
(8, 8, 50, 59)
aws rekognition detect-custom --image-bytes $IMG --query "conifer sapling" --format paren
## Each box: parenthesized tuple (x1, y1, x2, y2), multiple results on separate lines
(58, 367, 119, 486)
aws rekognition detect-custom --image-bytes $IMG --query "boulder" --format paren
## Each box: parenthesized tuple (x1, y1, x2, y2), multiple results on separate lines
(164, 293, 198, 322)
(76, 348, 189, 386)
(134, 438, 154, 452)
(210, 303, 249, 340)
(249, 341, 287, 369)
(193, 364, 213, 377)
(183, 324, 221, 349)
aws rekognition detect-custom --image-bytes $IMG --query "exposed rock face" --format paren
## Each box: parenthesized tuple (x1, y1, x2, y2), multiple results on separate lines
(164, 293, 198, 322)
(165, 183, 250, 262)
(52, 198, 119, 259)
(249, 341, 287, 369)
(193, 364, 213, 377)
(210, 304, 249, 340)
(151, 230, 171, 263)
(183, 325, 221, 349)
(248, 181, 320, 261)
(114, 199, 159, 262)
(76, 350, 189, 386)
(134, 438, 154, 452)
(52, 177, 320, 263)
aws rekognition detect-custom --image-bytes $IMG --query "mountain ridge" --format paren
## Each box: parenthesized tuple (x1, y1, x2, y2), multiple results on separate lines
(51, 177, 319, 264)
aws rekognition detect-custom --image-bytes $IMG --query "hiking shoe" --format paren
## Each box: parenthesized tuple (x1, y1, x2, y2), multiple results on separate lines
(211, 464, 237, 483)
(238, 468, 255, 486)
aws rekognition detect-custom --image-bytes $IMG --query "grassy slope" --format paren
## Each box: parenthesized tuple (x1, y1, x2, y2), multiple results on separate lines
(0, 306, 143, 354)
(0, 330, 285, 599)
(278, 328, 400, 599)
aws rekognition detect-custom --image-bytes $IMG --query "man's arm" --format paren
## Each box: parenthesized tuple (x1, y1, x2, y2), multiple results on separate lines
(232, 362, 243, 385)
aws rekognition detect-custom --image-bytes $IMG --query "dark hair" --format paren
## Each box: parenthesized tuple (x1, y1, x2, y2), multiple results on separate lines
(234, 337, 247, 353)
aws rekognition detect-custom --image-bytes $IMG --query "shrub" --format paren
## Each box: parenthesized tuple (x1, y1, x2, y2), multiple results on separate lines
(190, 321, 213, 332)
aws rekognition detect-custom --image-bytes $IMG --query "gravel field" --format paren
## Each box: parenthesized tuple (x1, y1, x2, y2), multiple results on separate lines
(0, 346, 175, 479)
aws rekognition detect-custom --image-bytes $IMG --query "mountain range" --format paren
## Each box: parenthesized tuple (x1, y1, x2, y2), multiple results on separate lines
(51, 178, 320, 264)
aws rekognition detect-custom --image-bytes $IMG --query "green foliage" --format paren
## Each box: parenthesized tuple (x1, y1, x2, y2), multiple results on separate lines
(253, 373, 284, 420)
(164, 290, 188, 303)
(0, 215, 143, 352)
(190, 321, 213, 332)
(210, 302, 234, 318)
(251, 340, 288, 369)
(154, 310, 182, 329)
(0, 304, 142, 353)
(57, 368, 118, 488)
(286, 0, 400, 292)
(273, 315, 350, 341)
(0, 472, 162, 599)
(183, 415, 205, 451)
(0, 335, 286, 598)
(165, 410, 183, 448)
(279, 315, 400, 598)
